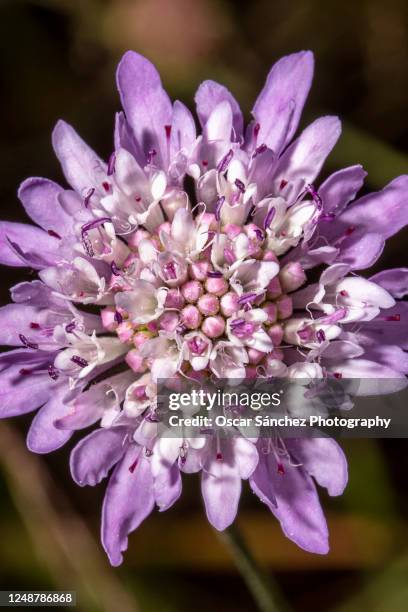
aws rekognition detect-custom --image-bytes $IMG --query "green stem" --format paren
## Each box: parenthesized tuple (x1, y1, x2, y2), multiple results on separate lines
(217, 524, 289, 612)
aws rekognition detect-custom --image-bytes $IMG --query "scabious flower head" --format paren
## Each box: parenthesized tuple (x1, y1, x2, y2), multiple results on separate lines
(0, 50, 407, 565)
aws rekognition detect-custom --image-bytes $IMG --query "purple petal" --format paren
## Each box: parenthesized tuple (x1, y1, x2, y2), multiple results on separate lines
(370, 268, 408, 299)
(170, 100, 196, 159)
(70, 427, 128, 486)
(26, 383, 73, 454)
(318, 165, 367, 214)
(288, 439, 348, 496)
(18, 178, 73, 234)
(252, 51, 314, 153)
(201, 441, 242, 531)
(52, 120, 107, 194)
(0, 222, 59, 268)
(329, 175, 408, 243)
(153, 461, 182, 511)
(357, 303, 408, 349)
(250, 446, 329, 554)
(195, 80, 243, 138)
(0, 353, 54, 417)
(273, 116, 341, 194)
(101, 445, 154, 566)
(336, 231, 385, 270)
(116, 51, 172, 168)
(0, 304, 42, 346)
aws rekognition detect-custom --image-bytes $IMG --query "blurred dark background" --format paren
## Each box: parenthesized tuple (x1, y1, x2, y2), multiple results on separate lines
(0, 1, 407, 611)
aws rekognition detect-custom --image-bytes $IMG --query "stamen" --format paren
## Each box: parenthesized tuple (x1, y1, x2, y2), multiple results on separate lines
(263, 207, 276, 230)
(316, 329, 326, 343)
(164, 125, 172, 139)
(305, 184, 322, 208)
(128, 458, 138, 473)
(215, 196, 225, 221)
(107, 152, 116, 176)
(102, 181, 111, 193)
(19, 368, 32, 376)
(48, 364, 59, 381)
(47, 229, 61, 239)
(280, 179, 288, 190)
(19, 334, 39, 350)
(277, 462, 285, 475)
(111, 261, 121, 276)
(71, 355, 88, 368)
(252, 144, 267, 159)
(65, 322, 76, 333)
(237, 293, 258, 305)
(84, 187, 95, 208)
(234, 178, 245, 193)
(147, 149, 157, 164)
(380, 314, 400, 321)
(216, 452, 223, 461)
(217, 149, 233, 173)
(81, 217, 112, 234)
(114, 310, 123, 324)
(30, 322, 40, 329)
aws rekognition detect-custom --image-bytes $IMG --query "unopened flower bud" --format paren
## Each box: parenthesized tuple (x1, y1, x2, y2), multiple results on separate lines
(165, 289, 185, 309)
(205, 275, 228, 296)
(220, 292, 239, 316)
(101, 307, 117, 331)
(279, 262, 306, 292)
(276, 294, 293, 319)
(181, 305, 202, 329)
(224, 224, 241, 239)
(158, 312, 179, 332)
(262, 302, 278, 324)
(133, 330, 152, 348)
(125, 349, 146, 373)
(181, 280, 203, 303)
(267, 323, 284, 346)
(262, 250, 279, 263)
(189, 261, 211, 281)
(127, 228, 150, 249)
(117, 322, 134, 344)
(247, 348, 264, 365)
(198, 293, 219, 316)
(266, 276, 282, 298)
(201, 315, 225, 338)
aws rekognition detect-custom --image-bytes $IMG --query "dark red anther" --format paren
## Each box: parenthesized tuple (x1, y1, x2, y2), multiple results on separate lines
(277, 463, 285, 475)
(107, 152, 116, 176)
(254, 122, 260, 138)
(71, 355, 88, 368)
(280, 179, 288, 190)
(48, 364, 59, 381)
(84, 187, 95, 208)
(384, 314, 400, 321)
(345, 226, 355, 236)
(128, 458, 138, 473)
(102, 181, 111, 193)
(19, 368, 32, 376)
(164, 125, 172, 139)
(65, 321, 76, 333)
(202, 160, 208, 167)
(30, 322, 40, 329)
(19, 334, 39, 350)
(340, 290, 349, 297)
(216, 452, 223, 461)
(47, 229, 61, 239)
(333, 372, 343, 379)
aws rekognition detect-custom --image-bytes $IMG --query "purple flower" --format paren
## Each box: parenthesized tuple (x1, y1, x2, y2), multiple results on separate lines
(0, 50, 407, 565)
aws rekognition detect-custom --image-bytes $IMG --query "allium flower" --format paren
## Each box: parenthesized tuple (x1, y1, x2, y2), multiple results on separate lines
(0, 50, 407, 565)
